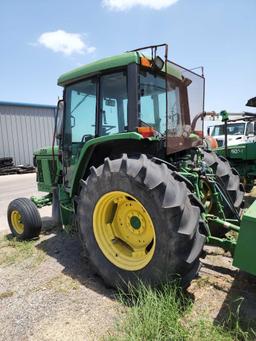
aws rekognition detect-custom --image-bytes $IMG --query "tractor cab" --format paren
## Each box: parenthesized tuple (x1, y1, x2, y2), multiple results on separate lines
(56, 45, 205, 188)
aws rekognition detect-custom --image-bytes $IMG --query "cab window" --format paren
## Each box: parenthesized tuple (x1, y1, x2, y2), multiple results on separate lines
(139, 70, 182, 135)
(65, 78, 97, 143)
(100, 72, 128, 136)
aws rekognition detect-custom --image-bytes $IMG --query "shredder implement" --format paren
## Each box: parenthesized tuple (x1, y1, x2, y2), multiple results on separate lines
(7, 44, 256, 289)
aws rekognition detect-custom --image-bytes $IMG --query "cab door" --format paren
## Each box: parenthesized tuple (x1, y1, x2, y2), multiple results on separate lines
(62, 77, 97, 188)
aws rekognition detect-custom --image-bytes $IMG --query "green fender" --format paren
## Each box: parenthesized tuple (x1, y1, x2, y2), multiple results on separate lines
(69, 132, 154, 197)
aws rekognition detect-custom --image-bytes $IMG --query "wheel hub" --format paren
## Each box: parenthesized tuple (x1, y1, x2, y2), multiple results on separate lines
(93, 191, 156, 271)
(11, 210, 24, 234)
(130, 216, 141, 230)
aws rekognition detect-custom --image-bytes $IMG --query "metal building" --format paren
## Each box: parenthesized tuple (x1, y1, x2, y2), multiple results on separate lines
(0, 101, 56, 166)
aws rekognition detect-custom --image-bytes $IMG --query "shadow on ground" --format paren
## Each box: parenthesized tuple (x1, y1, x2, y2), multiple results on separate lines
(36, 218, 195, 306)
(37, 212, 256, 333)
(208, 189, 256, 335)
(36, 220, 116, 300)
(206, 260, 256, 336)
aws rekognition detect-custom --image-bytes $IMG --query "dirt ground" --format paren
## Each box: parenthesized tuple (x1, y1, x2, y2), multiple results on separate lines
(0, 226, 118, 341)
(1, 191, 256, 340)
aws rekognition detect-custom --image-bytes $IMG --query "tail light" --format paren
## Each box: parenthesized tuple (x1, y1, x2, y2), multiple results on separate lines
(137, 127, 155, 138)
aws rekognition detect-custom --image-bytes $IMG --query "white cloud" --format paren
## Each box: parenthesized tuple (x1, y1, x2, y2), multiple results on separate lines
(37, 30, 96, 56)
(102, 0, 179, 11)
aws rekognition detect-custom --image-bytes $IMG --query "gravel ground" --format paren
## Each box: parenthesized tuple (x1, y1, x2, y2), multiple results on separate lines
(1, 229, 256, 341)
(189, 246, 256, 328)
(0, 186, 256, 340)
(0, 229, 118, 341)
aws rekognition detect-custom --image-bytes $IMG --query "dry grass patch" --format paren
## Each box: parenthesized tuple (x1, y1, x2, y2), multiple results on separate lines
(0, 234, 45, 267)
(38, 274, 80, 294)
(0, 291, 14, 300)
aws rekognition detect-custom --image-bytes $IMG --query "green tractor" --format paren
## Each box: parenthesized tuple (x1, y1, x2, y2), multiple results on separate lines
(7, 44, 256, 289)
(213, 101, 256, 192)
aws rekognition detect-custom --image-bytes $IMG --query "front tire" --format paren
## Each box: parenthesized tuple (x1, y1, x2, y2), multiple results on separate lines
(7, 198, 42, 240)
(77, 154, 205, 289)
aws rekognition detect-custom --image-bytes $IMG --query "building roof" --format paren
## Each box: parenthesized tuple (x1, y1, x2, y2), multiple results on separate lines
(0, 101, 56, 110)
(57, 51, 182, 86)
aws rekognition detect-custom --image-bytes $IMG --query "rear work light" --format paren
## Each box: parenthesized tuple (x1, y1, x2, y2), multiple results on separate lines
(137, 126, 155, 138)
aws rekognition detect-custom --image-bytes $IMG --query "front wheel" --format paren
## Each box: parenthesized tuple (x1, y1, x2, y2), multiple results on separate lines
(7, 198, 42, 240)
(77, 154, 205, 289)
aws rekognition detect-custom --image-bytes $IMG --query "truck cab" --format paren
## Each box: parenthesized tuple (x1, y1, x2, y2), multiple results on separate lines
(210, 120, 256, 147)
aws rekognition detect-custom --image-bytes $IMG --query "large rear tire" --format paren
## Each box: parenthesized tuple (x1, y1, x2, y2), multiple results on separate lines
(202, 150, 244, 236)
(77, 154, 205, 289)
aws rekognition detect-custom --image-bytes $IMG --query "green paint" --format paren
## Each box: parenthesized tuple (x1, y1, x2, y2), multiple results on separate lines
(31, 194, 52, 208)
(216, 142, 256, 184)
(207, 236, 236, 255)
(206, 215, 240, 232)
(220, 110, 229, 121)
(33, 148, 61, 193)
(233, 200, 256, 275)
(216, 143, 256, 161)
(58, 52, 182, 86)
(34, 146, 58, 155)
(130, 216, 141, 229)
(70, 132, 148, 196)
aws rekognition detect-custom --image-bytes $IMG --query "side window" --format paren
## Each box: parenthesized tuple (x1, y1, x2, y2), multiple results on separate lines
(167, 80, 182, 136)
(101, 98, 118, 135)
(66, 78, 96, 143)
(100, 72, 128, 136)
(139, 71, 166, 134)
(246, 122, 254, 135)
(140, 95, 155, 125)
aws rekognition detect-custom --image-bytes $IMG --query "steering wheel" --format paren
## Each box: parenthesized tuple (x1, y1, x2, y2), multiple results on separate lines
(81, 134, 93, 143)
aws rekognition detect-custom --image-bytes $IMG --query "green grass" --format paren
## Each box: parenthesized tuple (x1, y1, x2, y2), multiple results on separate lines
(0, 234, 45, 267)
(106, 282, 255, 341)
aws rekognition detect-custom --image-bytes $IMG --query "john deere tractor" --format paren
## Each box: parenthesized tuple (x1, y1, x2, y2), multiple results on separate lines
(7, 44, 256, 289)
(213, 101, 256, 192)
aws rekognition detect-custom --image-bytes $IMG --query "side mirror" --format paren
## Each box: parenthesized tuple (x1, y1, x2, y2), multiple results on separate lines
(152, 56, 164, 71)
(56, 99, 64, 142)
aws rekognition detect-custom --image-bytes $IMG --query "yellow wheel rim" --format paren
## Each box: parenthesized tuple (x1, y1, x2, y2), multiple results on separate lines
(11, 210, 24, 234)
(202, 181, 213, 212)
(93, 191, 156, 271)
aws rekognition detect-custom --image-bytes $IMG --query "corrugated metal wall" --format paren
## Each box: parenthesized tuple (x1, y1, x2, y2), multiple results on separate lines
(0, 102, 56, 166)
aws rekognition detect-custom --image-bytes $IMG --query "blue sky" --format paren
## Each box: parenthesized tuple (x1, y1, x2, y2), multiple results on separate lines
(1, 0, 255, 112)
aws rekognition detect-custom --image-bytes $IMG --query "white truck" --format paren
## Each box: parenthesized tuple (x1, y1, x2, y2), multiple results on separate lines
(209, 120, 256, 147)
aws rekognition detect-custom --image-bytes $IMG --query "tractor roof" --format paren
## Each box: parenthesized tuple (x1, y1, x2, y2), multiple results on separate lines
(58, 51, 182, 86)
